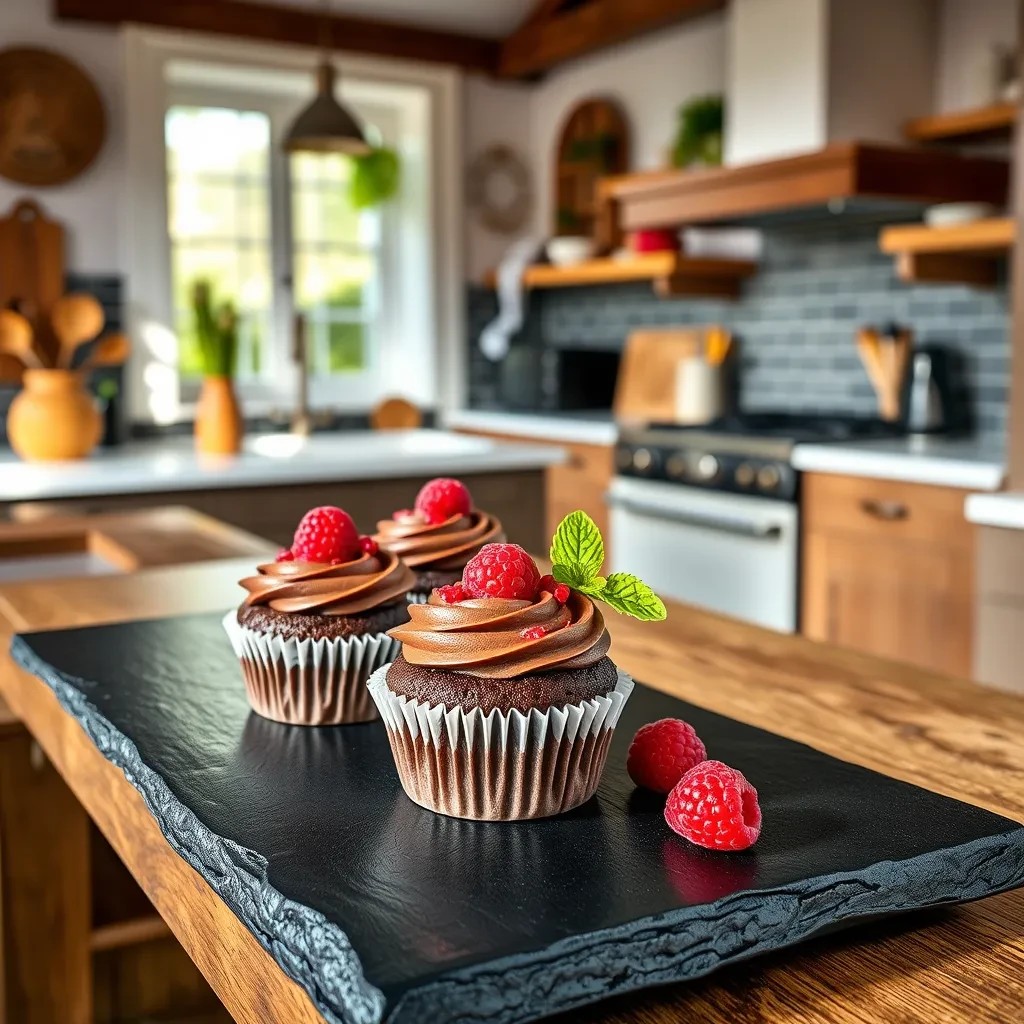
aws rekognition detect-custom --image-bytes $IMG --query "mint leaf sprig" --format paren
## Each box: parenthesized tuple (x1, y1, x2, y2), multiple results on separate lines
(549, 510, 667, 622)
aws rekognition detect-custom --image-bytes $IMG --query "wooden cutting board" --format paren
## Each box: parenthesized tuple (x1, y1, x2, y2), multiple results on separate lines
(0, 199, 66, 365)
(613, 328, 704, 424)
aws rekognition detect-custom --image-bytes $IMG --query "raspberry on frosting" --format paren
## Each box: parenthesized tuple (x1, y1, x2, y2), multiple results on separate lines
(415, 478, 473, 524)
(292, 506, 360, 563)
(462, 543, 541, 600)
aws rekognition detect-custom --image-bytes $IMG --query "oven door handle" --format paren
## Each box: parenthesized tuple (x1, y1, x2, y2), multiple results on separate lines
(606, 494, 785, 540)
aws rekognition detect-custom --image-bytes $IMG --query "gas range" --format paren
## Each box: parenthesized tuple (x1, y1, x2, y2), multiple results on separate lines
(615, 412, 904, 502)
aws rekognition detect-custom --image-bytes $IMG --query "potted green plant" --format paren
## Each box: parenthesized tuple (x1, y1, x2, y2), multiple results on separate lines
(349, 146, 401, 210)
(191, 279, 242, 456)
(672, 95, 725, 169)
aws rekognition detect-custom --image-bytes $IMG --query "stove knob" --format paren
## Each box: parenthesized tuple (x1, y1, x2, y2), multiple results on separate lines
(665, 452, 688, 480)
(632, 447, 655, 474)
(615, 447, 635, 472)
(694, 453, 720, 482)
(757, 465, 782, 492)
(734, 462, 755, 488)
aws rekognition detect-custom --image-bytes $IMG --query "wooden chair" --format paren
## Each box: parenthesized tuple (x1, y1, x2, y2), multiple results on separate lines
(370, 397, 422, 431)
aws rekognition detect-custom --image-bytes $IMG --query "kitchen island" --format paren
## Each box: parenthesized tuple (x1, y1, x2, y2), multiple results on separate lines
(0, 430, 564, 552)
(1, 557, 1022, 1024)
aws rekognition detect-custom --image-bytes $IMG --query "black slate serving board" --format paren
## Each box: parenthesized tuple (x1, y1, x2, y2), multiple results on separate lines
(11, 613, 1024, 1024)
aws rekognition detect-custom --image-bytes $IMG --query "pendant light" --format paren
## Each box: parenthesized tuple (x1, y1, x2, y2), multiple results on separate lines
(283, 0, 370, 155)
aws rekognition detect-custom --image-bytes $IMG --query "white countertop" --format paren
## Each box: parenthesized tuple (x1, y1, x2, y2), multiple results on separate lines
(0, 430, 566, 503)
(445, 409, 617, 447)
(965, 492, 1024, 530)
(791, 436, 1005, 491)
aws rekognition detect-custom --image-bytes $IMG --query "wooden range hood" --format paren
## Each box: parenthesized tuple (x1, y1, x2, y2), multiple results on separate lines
(607, 143, 1010, 230)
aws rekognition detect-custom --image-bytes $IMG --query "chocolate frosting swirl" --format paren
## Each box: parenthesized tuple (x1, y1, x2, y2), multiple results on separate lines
(373, 511, 504, 571)
(240, 551, 414, 615)
(388, 590, 611, 679)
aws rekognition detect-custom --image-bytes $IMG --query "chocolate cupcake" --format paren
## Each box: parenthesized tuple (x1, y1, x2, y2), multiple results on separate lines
(368, 513, 666, 820)
(373, 477, 504, 601)
(224, 505, 415, 726)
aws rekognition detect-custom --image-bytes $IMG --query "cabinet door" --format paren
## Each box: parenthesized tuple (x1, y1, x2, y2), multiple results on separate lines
(803, 530, 973, 677)
(546, 442, 613, 545)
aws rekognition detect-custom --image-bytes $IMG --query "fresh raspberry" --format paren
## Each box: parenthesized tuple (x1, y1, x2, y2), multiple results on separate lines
(435, 583, 469, 604)
(292, 506, 359, 563)
(275, 547, 294, 562)
(538, 575, 571, 603)
(627, 718, 707, 794)
(665, 760, 762, 852)
(359, 536, 379, 556)
(521, 625, 548, 640)
(462, 543, 541, 600)
(415, 478, 473, 524)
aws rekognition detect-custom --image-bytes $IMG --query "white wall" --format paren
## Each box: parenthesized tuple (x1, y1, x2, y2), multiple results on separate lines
(828, 0, 936, 144)
(463, 12, 727, 279)
(462, 74, 534, 283)
(0, 0, 125, 272)
(935, 0, 1019, 112)
(726, 0, 828, 165)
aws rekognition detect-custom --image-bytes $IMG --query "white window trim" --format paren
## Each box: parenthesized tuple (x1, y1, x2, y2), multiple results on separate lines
(122, 27, 465, 425)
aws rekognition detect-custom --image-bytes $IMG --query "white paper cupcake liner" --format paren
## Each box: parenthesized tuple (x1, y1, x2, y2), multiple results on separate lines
(223, 611, 400, 726)
(367, 663, 634, 820)
(407, 591, 431, 604)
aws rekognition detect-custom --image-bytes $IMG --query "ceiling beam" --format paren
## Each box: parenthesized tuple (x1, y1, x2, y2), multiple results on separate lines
(53, 0, 500, 74)
(499, 0, 726, 79)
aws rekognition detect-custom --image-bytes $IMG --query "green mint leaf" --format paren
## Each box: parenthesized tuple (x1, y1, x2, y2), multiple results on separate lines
(551, 562, 593, 590)
(549, 511, 604, 584)
(598, 573, 667, 622)
(576, 577, 607, 599)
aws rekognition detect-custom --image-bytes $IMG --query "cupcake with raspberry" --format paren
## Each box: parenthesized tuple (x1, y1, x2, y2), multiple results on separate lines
(368, 511, 666, 820)
(373, 477, 504, 602)
(224, 505, 415, 726)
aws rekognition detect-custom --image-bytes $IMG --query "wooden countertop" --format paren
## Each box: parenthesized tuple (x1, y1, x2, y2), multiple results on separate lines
(1, 564, 1022, 1024)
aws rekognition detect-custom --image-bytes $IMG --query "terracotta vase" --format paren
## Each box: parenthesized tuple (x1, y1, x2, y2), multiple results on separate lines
(7, 369, 102, 461)
(195, 375, 243, 456)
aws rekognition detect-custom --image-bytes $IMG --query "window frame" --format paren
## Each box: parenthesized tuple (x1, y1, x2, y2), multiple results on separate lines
(165, 83, 399, 409)
(123, 28, 465, 426)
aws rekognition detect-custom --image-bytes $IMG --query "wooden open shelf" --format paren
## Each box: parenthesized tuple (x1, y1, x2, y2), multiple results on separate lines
(502, 252, 756, 298)
(879, 216, 1014, 286)
(605, 143, 1009, 230)
(904, 102, 1017, 144)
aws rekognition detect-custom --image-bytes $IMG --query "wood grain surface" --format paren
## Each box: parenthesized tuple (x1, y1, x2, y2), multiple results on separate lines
(1, 559, 1023, 1023)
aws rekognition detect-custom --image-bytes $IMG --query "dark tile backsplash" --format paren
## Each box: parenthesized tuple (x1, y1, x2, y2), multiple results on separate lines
(468, 216, 1010, 446)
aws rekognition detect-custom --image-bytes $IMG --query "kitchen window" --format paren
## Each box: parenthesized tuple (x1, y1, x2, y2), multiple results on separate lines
(124, 30, 463, 424)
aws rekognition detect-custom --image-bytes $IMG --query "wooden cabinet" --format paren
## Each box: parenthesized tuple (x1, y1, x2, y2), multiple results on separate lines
(453, 430, 614, 554)
(801, 473, 975, 678)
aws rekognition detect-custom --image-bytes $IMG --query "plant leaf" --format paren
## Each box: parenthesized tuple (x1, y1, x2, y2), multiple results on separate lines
(551, 562, 593, 590)
(576, 577, 607, 599)
(599, 573, 667, 621)
(549, 511, 604, 583)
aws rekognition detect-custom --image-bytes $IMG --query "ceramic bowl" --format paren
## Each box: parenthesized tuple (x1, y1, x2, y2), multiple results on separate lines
(546, 235, 596, 266)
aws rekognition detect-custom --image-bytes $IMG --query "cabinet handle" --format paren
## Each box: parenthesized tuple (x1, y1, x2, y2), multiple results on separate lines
(565, 454, 586, 470)
(860, 498, 909, 521)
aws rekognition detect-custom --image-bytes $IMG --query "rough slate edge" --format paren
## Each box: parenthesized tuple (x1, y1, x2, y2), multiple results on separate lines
(11, 639, 1024, 1024)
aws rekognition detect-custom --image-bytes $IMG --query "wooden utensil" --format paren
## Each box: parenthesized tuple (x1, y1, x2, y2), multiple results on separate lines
(0, 199, 66, 365)
(614, 328, 703, 424)
(80, 332, 131, 369)
(856, 324, 913, 421)
(0, 309, 43, 368)
(705, 325, 733, 366)
(51, 294, 105, 367)
(0, 353, 25, 385)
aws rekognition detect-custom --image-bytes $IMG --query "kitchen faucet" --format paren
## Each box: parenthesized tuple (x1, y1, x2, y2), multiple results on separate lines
(290, 309, 313, 436)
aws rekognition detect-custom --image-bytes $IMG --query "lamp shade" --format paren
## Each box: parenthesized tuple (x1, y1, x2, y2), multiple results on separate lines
(283, 61, 370, 155)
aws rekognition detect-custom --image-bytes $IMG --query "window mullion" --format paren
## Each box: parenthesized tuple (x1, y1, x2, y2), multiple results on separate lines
(267, 104, 296, 402)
